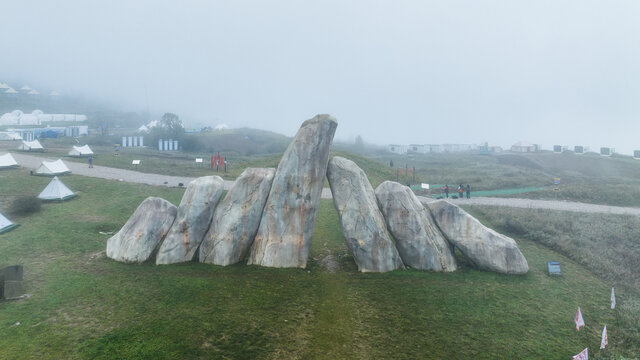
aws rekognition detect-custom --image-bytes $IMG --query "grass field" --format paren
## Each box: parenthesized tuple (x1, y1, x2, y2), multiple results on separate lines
(1, 169, 638, 359)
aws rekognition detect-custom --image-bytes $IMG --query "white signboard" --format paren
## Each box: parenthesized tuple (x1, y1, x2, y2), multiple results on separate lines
(421, 183, 429, 189)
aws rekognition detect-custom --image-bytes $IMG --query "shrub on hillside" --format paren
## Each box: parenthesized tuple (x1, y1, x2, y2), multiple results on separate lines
(11, 196, 41, 215)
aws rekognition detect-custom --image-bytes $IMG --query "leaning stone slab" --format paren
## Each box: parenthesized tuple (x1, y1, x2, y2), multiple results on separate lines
(426, 200, 529, 274)
(327, 157, 403, 272)
(375, 181, 457, 272)
(106, 197, 177, 263)
(156, 176, 224, 264)
(248, 114, 337, 268)
(200, 168, 275, 265)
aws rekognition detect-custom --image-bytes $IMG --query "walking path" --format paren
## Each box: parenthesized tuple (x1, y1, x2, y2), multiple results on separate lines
(11, 152, 640, 216)
(418, 196, 640, 216)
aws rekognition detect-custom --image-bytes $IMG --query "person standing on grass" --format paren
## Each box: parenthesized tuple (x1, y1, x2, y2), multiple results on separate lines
(458, 184, 464, 199)
(466, 184, 470, 199)
(88, 155, 93, 168)
(444, 184, 449, 198)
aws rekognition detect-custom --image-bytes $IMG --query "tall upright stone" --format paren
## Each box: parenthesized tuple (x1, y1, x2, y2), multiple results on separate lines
(375, 181, 457, 271)
(106, 197, 177, 263)
(248, 114, 337, 268)
(327, 157, 404, 272)
(427, 200, 529, 274)
(200, 168, 275, 265)
(156, 176, 224, 264)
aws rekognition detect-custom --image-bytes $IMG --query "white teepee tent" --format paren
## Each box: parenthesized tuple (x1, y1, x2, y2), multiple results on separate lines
(0, 212, 18, 234)
(35, 159, 71, 176)
(38, 176, 76, 201)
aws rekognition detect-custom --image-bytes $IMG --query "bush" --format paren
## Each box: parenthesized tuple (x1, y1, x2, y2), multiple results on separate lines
(11, 196, 41, 215)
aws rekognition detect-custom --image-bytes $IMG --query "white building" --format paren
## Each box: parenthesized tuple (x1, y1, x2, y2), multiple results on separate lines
(511, 141, 537, 153)
(387, 144, 408, 154)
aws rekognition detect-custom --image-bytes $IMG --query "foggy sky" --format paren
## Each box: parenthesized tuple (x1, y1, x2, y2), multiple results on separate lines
(2, 1, 639, 153)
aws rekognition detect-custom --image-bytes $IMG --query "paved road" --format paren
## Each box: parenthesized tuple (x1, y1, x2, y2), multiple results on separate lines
(418, 196, 640, 216)
(10, 152, 640, 215)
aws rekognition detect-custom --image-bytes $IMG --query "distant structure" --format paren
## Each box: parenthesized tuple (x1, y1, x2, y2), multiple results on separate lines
(387, 144, 408, 155)
(633, 150, 640, 159)
(600, 147, 615, 156)
(158, 139, 179, 151)
(553, 145, 568, 153)
(388, 143, 477, 155)
(0, 110, 87, 126)
(121, 136, 145, 147)
(479, 142, 503, 154)
(510, 141, 539, 153)
(574, 145, 588, 154)
(0, 81, 60, 97)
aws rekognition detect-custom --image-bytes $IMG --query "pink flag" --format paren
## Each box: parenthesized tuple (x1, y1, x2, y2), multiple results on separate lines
(611, 287, 616, 310)
(600, 325, 608, 349)
(575, 307, 585, 331)
(573, 348, 588, 360)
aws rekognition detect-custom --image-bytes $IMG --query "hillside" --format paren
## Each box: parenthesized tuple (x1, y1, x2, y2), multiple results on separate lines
(0, 170, 637, 358)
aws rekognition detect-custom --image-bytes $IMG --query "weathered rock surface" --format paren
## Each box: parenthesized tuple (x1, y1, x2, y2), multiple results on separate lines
(199, 168, 275, 265)
(375, 181, 457, 271)
(427, 200, 529, 274)
(106, 197, 177, 263)
(248, 114, 338, 268)
(327, 157, 404, 272)
(156, 176, 224, 264)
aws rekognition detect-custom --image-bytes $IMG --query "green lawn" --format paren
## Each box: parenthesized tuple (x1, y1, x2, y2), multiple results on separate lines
(0, 169, 637, 359)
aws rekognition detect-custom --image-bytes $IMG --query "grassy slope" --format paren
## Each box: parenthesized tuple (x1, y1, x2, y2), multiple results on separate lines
(0, 170, 637, 359)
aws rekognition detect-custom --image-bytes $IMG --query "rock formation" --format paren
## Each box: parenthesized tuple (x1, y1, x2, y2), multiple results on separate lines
(200, 168, 275, 265)
(427, 200, 529, 274)
(375, 181, 457, 271)
(327, 157, 404, 272)
(106, 197, 177, 263)
(248, 114, 337, 268)
(156, 176, 224, 264)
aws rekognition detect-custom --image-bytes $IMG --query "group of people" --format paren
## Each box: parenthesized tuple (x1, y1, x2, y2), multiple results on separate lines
(443, 184, 470, 199)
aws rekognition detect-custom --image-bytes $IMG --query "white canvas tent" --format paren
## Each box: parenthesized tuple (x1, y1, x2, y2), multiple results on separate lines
(38, 176, 76, 201)
(17, 139, 44, 151)
(35, 159, 71, 176)
(68, 145, 94, 157)
(0, 212, 18, 234)
(0, 153, 19, 169)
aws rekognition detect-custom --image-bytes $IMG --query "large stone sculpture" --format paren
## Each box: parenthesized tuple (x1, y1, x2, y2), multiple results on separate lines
(327, 157, 404, 272)
(427, 200, 529, 274)
(200, 168, 275, 265)
(106, 197, 177, 263)
(248, 114, 337, 268)
(375, 181, 457, 271)
(156, 176, 224, 264)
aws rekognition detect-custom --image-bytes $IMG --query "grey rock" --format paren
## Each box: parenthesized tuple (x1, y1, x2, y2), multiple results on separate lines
(106, 197, 177, 263)
(248, 114, 338, 268)
(200, 168, 275, 265)
(327, 157, 404, 272)
(427, 200, 529, 274)
(156, 176, 224, 264)
(375, 181, 457, 271)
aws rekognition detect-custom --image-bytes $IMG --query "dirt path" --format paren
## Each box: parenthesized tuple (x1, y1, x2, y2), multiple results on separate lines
(10, 152, 640, 216)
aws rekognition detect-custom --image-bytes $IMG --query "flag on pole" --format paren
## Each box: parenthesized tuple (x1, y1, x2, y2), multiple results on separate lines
(573, 347, 588, 360)
(575, 307, 585, 331)
(611, 287, 616, 310)
(600, 325, 608, 349)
